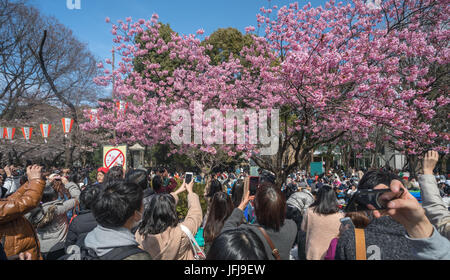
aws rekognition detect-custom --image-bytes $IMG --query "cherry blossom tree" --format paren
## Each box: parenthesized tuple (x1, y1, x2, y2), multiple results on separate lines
(240, 0, 449, 184)
(82, 15, 253, 176)
(84, 0, 449, 186)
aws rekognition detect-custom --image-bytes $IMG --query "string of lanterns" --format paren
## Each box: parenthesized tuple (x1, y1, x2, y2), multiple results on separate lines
(0, 118, 72, 142)
(0, 101, 128, 142)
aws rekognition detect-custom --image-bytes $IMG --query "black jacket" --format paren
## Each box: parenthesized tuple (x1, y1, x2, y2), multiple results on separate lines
(65, 210, 98, 250)
(335, 216, 415, 260)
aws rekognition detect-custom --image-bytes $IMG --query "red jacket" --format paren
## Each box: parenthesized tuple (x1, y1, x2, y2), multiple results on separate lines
(155, 178, 178, 194)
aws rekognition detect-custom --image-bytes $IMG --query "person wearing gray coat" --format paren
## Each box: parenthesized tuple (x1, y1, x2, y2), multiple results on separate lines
(63, 181, 81, 200)
(27, 185, 77, 260)
(286, 187, 315, 216)
(419, 151, 450, 240)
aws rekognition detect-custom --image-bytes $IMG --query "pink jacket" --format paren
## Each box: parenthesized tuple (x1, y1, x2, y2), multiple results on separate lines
(301, 207, 344, 260)
(135, 192, 202, 260)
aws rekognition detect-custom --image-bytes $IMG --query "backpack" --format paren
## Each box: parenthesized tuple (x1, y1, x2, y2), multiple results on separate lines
(60, 243, 146, 260)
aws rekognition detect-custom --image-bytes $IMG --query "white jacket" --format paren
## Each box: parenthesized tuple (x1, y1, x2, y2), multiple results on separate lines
(3, 176, 20, 197)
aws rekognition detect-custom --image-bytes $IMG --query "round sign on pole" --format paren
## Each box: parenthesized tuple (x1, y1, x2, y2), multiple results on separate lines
(104, 148, 125, 169)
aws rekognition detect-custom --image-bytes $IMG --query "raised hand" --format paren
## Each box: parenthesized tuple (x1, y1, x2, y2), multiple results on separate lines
(423, 150, 439, 175)
(26, 165, 42, 181)
(4, 166, 12, 177)
(238, 177, 255, 211)
(186, 179, 194, 194)
(374, 179, 433, 239)
(61, 176, 69, 185)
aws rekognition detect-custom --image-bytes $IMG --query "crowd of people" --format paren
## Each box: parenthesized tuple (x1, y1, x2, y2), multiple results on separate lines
(0, 151, 449, 260)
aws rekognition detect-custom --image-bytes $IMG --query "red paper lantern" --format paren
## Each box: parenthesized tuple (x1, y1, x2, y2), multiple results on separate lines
(61, 118, 74, 137)
(21, 127, 32, 141)
(40, 124, 51, 143)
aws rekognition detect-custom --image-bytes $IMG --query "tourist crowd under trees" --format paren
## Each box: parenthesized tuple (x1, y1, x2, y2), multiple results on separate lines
(0, 151, 449, 260)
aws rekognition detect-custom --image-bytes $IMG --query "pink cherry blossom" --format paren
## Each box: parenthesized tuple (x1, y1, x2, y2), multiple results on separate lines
(83, 0, 449, 168)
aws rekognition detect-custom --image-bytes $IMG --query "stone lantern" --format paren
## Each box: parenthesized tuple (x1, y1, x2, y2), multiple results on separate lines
(129, 143, 145, 169)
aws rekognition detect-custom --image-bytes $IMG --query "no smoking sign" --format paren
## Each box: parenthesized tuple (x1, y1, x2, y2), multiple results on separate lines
(103, 146, 127, 169)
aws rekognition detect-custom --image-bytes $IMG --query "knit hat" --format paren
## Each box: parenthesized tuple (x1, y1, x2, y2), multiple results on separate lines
(97, 167, 109, 174)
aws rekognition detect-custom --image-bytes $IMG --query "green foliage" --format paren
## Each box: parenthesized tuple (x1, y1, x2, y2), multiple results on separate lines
(147, 144, 197, 172)
(202, 27, 254, 66)
(92, 148, 103, 167)
(89, 169, 98, 184)
(134, 23, 185, 81)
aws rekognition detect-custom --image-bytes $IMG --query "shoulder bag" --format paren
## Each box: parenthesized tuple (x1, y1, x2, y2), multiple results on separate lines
(257, 226, 281, 260)
(180, 224, 206, 260)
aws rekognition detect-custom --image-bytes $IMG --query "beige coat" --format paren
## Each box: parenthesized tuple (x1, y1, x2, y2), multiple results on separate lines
(301, 207, 344, 260)
(135, 192, 202, 260)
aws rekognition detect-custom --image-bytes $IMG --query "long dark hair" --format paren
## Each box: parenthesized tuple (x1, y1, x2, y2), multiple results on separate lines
(206, 179, 223, 198)
(204, 192, 234, 244)
(309, 185, 339, 215)
(138, 194, 178, 235)
(231, 179, 244, 208)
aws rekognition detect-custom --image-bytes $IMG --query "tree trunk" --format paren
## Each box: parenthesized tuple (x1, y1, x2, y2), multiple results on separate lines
(35, 30, 79, 168)
(303, 150, 313, 176)
(407, 154, 419, 179)
(324, 145, 335, 174)
(342, 144, 351, 173)
(440, 153, 448, 175)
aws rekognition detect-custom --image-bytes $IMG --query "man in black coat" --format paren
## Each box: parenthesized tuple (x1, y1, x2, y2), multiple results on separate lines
(65, 186, 98, 250)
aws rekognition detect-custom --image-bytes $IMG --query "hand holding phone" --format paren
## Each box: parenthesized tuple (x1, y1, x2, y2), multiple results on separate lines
(185, 172, 193, 184)
(243, 176, 250, 197)
(370, 179, 434, 239)
(239, 177, 254, 211)
(249, 176, 259, 196)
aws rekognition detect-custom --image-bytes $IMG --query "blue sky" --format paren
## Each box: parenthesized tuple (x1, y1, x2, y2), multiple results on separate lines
(28, 0, 329, 62)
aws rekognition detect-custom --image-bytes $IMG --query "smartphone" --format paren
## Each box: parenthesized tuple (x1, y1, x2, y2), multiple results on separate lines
(185, 172, 193, 184)
(249, 176, 259, 196)
(344, 188, 405, 212)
